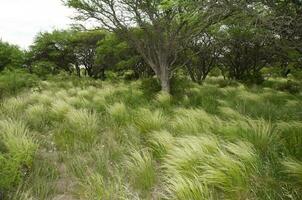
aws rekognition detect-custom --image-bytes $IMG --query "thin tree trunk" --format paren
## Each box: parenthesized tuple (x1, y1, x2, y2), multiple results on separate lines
(76, 65, 81, 77)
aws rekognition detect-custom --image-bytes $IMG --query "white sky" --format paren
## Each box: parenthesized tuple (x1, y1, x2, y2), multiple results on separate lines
(0, 0, 74, 49)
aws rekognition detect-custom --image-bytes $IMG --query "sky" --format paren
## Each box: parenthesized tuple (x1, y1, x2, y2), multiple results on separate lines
(0, 0, 74, 49)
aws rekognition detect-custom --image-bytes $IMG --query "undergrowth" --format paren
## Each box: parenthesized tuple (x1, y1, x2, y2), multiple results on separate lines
(0, 74, 301, 199)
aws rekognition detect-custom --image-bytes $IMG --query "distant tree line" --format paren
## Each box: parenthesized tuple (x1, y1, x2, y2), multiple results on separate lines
(0, 0, 301, 92)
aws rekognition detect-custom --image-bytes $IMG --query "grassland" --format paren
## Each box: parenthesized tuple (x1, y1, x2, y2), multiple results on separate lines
(1, 74, 302, 199)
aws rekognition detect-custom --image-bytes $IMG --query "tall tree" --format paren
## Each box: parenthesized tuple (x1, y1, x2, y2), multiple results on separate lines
(219, 24, 274, 82)
(184, 32, 221, 84)
(29, 30, 75, 74)
(71, 30, 107, 77)
(66, 0, 242, 93)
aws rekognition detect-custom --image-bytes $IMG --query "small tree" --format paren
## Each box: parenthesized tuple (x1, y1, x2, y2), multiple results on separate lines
(66, 0, 241, 92)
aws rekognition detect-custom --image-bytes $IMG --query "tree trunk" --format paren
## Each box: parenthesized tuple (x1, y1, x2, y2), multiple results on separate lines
(145, 57, 171, 93)
(100, 68, 105, 80)
(76, 65, 81, 77)
(159, 64, 171, 93)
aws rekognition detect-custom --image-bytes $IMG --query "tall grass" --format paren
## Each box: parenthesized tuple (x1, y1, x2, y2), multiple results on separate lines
(55, 108, 99, 150)
(171, 108, 216, 135)
(134, 108, 165, 134)
(124, 149, 156, 194)
(0, 119, 37, 192)
(50, 100, 73, 121)
(0, 97, 28, 118)
(1, 74, 301, 199)
(25, 104, 50, 130)
(107, 102, 130, 126)
(148, 130, 174, 159)
(282, 158, 302, 185)
(163, 135, 259, 199)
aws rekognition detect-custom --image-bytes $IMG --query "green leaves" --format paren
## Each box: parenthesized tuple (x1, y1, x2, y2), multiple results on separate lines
(0, 40, 24, 71)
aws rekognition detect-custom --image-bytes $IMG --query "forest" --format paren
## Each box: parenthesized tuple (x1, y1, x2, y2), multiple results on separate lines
(0, 0, 302, 199)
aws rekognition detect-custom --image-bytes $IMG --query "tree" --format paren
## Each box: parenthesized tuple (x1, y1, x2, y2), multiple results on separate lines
(71, 30, 107, 77)
(261, 0, 302, 54)
(28, 29, 106, 77)
(219, 24, 274, 82)
(28, 30, 75, 74)
(260, 0, 302, 77)
(66, 0, 243, 93)
(0, 41, 24, 71)
(184, 32, 221, 84)
(94, 32, 150, 80)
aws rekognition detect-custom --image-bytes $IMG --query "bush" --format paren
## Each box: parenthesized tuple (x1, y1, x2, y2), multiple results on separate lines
(31, 61, 56, 78)
(0, 40, 24, 71)
(140, 77, 161, 97)
(0, 69, 38, 98)
(276, 80, 300, 94)
(170, 75, 193, 98)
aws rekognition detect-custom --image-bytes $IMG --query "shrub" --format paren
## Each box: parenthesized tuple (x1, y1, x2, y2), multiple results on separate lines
(31, 61, 56, 78)
(0, 69, 38, 98)
(140, 77, 161, 97)
(276, 80, 300, 94)
(170, 75, 193, 98)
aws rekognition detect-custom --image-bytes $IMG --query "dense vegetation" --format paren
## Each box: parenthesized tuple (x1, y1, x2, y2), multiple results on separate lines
(0, 0, 302, 199)
(0, 73, 302, 199)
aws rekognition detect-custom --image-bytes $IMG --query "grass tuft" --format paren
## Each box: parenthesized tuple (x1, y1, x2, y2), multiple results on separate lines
(134, 108, 165, 134)
(282, 158, 302, 185)
(107, 102, 130, 126)
(0, 119, 37, 191)
(124, 149, 156, 193)
(55, 109, 99, 150)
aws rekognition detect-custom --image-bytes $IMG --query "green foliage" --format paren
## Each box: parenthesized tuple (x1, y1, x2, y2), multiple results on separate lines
(140, 77, 161, 97)
(31, 61, 56, 78)
(0, 69, 38, 98)
(0, 40, 24, 71)
(0, 73, 301, 199)
(276, 80, 301, 94)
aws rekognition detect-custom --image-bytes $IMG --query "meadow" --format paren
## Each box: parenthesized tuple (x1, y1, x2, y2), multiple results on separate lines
(1, 73, 302, 200)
